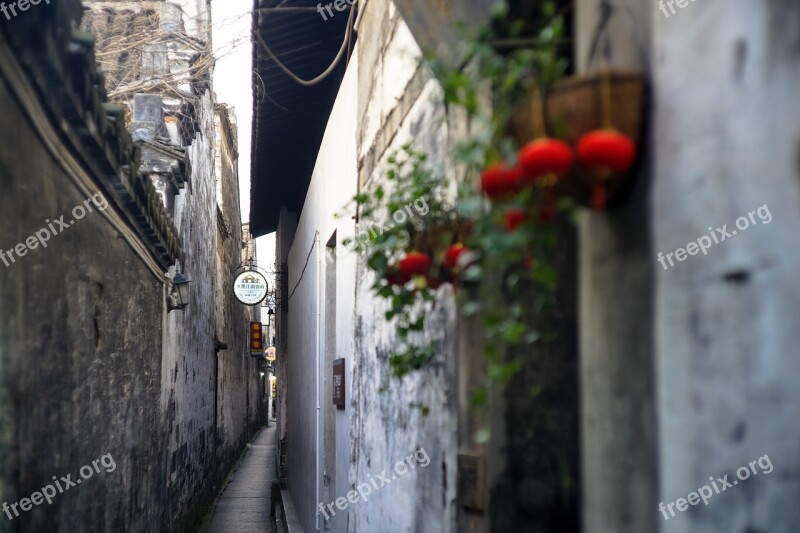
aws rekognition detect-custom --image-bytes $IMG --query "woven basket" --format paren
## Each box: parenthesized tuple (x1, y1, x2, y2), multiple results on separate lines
(511, 70, 647, 208)
(545, 70, 646, 144)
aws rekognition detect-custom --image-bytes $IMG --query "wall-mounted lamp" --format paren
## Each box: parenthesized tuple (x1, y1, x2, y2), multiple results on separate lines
(267, 308, 275, 327)
(168, 272, 191, 312)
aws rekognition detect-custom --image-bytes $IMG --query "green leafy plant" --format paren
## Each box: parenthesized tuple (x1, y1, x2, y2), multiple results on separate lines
(343, 144, 469, 377)
(341, 1, 574, 395)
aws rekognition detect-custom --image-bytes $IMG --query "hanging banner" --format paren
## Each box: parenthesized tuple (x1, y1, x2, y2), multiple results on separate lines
(249, 322, 264, 357)
(234, 271, 268, 305)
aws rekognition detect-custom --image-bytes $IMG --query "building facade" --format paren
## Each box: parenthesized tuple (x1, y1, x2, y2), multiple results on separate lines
(0, 1, 265, 531)
(252, 0, 800, 532)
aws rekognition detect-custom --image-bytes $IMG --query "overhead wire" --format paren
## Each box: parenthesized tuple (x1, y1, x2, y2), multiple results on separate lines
(287, 232, 320, 302)
(254, 1, 357, 87)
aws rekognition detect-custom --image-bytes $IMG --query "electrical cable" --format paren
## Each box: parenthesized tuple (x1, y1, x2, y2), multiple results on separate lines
(254, 1, 356, 87)
(287, 231, 319, 302)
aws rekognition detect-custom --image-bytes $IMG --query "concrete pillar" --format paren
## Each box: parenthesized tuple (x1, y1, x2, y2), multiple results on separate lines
(575, 1, 657, 532)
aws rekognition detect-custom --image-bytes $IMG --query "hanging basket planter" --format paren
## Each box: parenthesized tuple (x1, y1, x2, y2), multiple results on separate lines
(382, 218, 475, 290)
(548, 70, 646, 209)
(545, 70, 646, 144)
(511, 70, 647, 209)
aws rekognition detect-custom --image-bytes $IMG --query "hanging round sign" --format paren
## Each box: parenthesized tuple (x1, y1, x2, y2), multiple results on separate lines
(233, 270, 268, 305)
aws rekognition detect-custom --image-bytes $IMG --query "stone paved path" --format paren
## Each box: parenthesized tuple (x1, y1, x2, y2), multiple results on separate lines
(207, 425, 277, 533)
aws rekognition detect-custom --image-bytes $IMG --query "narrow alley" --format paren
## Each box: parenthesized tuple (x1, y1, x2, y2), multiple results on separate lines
(206, 426, 277, 533)
(1, 0, 800, 532)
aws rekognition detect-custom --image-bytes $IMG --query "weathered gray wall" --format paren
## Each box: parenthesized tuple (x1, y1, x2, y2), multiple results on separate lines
(214, 107, 264, 463)
(159, 78, 219, 530)
(652, 1, 800, 531)
(352, 92, 458, 533)
(578, 1, 800, 532)
(0, 111, 166, 531)
(160, 66, 263, 533)
(0, 2, 264, 531)
(0, 27, 168, 533)
(352, 2, 458, 531)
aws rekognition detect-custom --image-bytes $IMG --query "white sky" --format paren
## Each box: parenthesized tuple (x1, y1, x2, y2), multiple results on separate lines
(211, 0, 252, 216)
(211, 0, 276, 273)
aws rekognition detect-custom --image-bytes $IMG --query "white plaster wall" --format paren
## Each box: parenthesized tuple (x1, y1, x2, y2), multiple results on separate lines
(285, 4, 459, 532)
(350, 2, 458, 530)
(285, 48, 360, 533)
(574, 0, 657, 530)
(357, 7, 421, 163)
(350, 80, 458, 533)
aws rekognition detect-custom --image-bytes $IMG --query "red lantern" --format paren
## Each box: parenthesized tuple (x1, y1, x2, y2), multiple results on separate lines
(577, 129, 636, 172)
(443, 243, 468, 270)
(399, 251, 432, 277)
(576, 129, 637, 210)
(518, 138, 574, 186)
(480, 163, 523, 199)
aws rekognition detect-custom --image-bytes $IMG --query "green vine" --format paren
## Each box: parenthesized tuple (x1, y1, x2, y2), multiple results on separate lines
(342, 145, 466, 378)
(341, 1, 574, 405)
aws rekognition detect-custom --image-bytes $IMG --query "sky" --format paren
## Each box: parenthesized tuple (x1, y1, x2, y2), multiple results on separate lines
(211, 0, 277, 274)
(210, 0, 252, 216)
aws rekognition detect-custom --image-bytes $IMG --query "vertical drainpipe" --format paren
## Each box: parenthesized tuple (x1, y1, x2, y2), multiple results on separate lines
(315, 231, 322, 530)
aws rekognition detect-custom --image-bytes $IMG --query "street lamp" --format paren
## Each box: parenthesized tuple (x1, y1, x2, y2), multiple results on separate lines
(168, 272, 191, 312)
